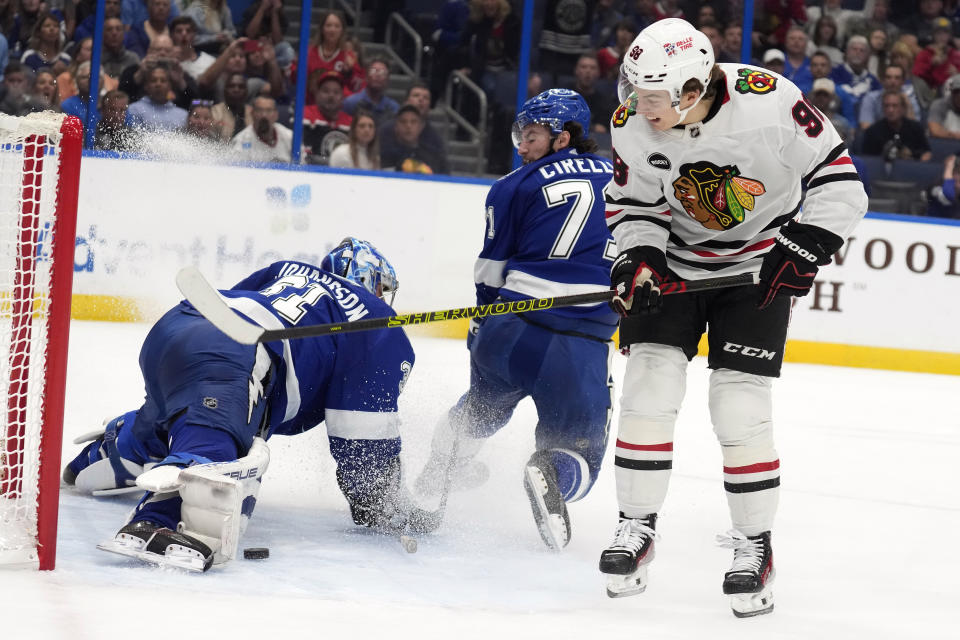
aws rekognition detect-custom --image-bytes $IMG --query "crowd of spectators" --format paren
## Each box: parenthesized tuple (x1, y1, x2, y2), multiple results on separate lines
(0, 0, 955, 215)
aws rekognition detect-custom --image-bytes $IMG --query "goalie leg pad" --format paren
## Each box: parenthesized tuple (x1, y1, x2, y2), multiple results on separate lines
(177, 437, 271, 564)
(67, 412, 156, 495)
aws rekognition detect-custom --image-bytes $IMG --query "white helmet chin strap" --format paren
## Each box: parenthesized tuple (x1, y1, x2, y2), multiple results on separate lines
(673, 89, 706, 124)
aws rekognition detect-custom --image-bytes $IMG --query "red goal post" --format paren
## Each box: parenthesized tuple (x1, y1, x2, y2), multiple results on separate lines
(0, 113, 81, 570)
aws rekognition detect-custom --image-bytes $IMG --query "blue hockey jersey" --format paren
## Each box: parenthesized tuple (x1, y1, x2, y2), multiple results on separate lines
(209, 261, 415, 467)
(474, 148, 619, 337)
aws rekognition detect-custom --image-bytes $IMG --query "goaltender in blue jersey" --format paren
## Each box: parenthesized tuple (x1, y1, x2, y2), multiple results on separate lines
(63, 238, 429, 571)
(415, 89, 619, 551)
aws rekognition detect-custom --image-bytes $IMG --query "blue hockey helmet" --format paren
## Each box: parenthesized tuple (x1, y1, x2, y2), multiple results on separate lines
(511, 88, 592, 148)
(321, 237, 398, 304)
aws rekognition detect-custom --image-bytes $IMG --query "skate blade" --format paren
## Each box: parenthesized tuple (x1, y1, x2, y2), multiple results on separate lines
(729, 587, 774, 618)
(605, 567, 648, 598)
(98, 538, 208, 572)
(522, 466, 568, 551)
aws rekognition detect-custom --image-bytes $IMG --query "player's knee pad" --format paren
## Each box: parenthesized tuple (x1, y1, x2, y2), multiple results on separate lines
(134, 437, 271, 564)
(708, 368, 774, 449)
(620, 343, 688, 420)
(548, 448, 594, 502)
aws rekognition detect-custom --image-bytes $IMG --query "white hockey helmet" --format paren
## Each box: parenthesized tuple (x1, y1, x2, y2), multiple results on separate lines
(619, 18, 715, 118)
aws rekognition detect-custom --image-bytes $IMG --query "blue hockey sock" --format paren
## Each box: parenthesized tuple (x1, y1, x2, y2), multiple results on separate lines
(549, 448, 594, 503)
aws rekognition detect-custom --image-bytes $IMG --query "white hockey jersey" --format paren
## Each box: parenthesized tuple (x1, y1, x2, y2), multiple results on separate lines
(604, 63, 868, 280)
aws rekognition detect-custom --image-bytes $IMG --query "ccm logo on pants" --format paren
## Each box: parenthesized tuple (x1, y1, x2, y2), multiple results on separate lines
(723, 343, 777, 360)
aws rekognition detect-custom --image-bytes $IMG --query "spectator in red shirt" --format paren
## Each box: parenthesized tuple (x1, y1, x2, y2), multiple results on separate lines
(300, 10, 364, 96)
(303, 70, 352, 164)
(912, 18, 960, 93)
(597, 19, 636, 80)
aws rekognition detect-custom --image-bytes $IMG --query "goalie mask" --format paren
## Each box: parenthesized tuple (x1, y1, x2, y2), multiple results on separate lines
(619, 18, 714, 121)
(321, 237, 398, 304)
(511, 88, 592, 148)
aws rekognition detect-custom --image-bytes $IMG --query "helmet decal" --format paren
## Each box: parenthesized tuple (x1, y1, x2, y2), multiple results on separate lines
(321, 237, 399, 304)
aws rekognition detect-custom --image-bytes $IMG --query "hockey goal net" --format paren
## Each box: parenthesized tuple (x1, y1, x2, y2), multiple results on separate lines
(0, 112, 81, 570)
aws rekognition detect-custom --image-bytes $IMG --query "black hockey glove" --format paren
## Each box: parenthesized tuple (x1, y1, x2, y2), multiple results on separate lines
(758, 220, 844, 310)
(338, 458, 439, 535)
(610, 246, 668, 316)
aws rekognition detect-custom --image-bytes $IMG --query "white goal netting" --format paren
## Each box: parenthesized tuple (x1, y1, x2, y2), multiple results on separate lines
(0, 112, 77, 568)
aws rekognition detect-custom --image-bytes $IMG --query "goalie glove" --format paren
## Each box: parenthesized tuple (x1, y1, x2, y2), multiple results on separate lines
(610, 246, 668, 316)
(758, 220, 844, 310)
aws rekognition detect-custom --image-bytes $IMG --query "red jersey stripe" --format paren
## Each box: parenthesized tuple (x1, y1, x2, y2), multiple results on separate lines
(724, 460, 781, 474)
(691, 238, 775, 258)
(827, 156, 854, 167)
(616, 439, 673, 451)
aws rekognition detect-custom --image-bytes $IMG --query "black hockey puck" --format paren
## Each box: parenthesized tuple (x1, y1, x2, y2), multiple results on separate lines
(243, 547, 269, 560)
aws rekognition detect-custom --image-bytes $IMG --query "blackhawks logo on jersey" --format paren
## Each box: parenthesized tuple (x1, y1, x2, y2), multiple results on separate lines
(672, 161, 766, 231)
(734, 68, 777, 95)
(612, 93, 638, 128)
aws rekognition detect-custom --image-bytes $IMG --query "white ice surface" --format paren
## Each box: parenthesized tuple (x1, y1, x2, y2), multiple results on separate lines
(2, 321, 958, 638)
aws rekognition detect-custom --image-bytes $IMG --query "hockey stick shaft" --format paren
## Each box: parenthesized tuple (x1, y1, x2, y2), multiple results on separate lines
(176, 267, 759, 345)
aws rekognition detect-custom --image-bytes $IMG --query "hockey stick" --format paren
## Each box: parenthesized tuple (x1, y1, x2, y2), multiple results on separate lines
(176, 267, 760, 345)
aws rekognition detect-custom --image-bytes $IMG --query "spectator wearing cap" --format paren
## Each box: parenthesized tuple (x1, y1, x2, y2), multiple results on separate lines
(762, 49, 785, 75)
(380, 104, 450, 174)
(862, 90, 932, 161)
(378, 82, 445, 164)
(302, 70, 352, 164)
(899, 0, 951, 48)
(231, 95, 293, 162)
(343, 59, 398, 122)
(811, 50, 857, 128)
(860, 63, 921, 130)
(831, 35, 881, 113)
(809, 78, 854, 144)
(927, 74, 960, 140)
(171, 16, 216, 80)
(783, 26, 813, 94)
(912, 17, 960, 93)
(127, 65, 189, 131)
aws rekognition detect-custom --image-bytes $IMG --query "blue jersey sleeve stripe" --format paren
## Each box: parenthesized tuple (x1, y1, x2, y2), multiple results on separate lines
(325, 408, 401, 440)
(474, 258, 508, 287)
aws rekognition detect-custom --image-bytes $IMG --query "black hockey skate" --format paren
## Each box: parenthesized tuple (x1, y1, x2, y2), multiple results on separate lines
(97, 520, 215, 572)
(599, 513, 658, 598)
(717, 530, 775, 618)
(522, 450, 570, 550)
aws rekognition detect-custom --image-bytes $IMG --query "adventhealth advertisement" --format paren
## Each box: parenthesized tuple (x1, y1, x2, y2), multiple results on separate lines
(73, 156, 960, 370)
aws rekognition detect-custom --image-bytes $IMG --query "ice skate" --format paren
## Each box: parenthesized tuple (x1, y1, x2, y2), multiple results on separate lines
(98, 520, 214, 572)
(522, 450, 570, 550)
(717, 530, 775, 618)
(599, 513, 658, 597)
